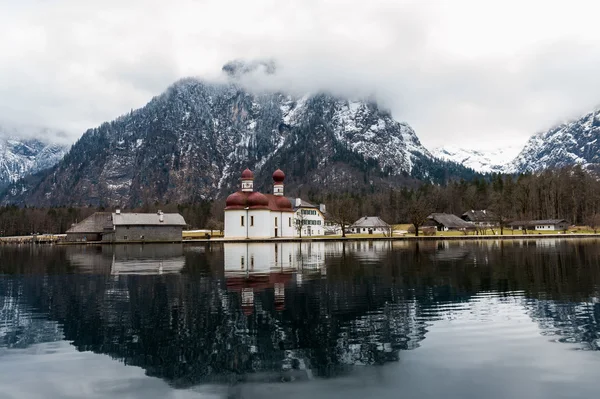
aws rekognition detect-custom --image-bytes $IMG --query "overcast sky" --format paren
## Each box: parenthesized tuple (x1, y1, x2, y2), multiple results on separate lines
(1, 0, 600, 153)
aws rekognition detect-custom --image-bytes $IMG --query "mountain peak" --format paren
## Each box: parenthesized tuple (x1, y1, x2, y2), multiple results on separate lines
(431, 146, 519, 174)
(0, 132, 69, 189)
(507, 107, 600, 173)
(221, 59, 277, 78)
(0, 76, 476, 207)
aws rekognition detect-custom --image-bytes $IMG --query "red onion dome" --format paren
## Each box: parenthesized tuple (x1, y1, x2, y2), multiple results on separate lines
(225, 192, 247, 208)
(272, 169, 285, 183)
(275, 196, 293, 210)
(247, 191, 269, 208)
(241, 168, 254, 179)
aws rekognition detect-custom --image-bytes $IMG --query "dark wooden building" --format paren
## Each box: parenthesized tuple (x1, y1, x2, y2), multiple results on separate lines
(102, 211, 186, 243)
(65, 212, 113, 242)
(425, 213, 476, 232)
(461, 210, 497, 227)
(67, 211, 186, 243)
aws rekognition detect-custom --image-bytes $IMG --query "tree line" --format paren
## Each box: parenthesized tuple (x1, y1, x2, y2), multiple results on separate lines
(322, 166, 600, 234)
(0, 201, 221, 237)
(2, 165, 600, 237)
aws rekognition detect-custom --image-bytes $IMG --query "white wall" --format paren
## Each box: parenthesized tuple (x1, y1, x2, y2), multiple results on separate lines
(270, 211, 295, 238)
(535, 224, 567, 231)
(293, 208, 325, 236)
(352, 226, 390, 234)
(224, 209, 272, 238)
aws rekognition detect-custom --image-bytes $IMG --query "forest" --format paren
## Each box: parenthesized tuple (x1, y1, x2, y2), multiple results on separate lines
(1, 165, 599, 237)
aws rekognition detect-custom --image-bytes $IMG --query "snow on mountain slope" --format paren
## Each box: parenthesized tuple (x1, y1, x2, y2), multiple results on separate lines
(505, 108, 600, 173)
(431, 146, 520, 173)
(1, 60, 479, 207)
(0, 132, 68, 189)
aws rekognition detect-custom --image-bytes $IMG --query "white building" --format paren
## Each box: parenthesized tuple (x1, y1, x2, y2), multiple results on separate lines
(350, 216, 391, 235)
(509, 219, 570, 231)
(224, 169, 296, 239)
(289, 198, 326, 237)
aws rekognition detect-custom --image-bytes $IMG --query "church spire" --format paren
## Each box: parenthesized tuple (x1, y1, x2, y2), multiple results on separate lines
(272, 169, 285, 196)
(241, 168, 254, 192)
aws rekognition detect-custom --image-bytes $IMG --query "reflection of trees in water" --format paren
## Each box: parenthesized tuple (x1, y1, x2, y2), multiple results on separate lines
(1, 239, 600, 387)
(525, 300, 600, 350)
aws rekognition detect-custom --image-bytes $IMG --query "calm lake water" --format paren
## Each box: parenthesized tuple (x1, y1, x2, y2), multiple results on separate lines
(1, 239, 599, 398)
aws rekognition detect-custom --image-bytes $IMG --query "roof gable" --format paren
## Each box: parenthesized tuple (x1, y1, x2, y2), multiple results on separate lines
(462, 210, 496, 222)
(66, 212, 113, 233)
(352, 216, 390, 228)
(428, 213, 475, 228)
(112, 213, 186, 226)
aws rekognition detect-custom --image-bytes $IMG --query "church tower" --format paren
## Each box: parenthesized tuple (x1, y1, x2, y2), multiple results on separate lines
(241, 168, 254, 192)
(273, 169, 285, 196)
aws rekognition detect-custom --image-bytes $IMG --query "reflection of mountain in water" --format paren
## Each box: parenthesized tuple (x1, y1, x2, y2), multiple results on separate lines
(1, 239, 600, 387)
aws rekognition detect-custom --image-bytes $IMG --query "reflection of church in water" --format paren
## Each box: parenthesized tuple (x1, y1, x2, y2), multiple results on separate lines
(223, 242, 326, 314)
(4, 240, 599, 389)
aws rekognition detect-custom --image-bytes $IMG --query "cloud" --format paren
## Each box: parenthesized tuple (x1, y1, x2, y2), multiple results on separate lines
(1, 0, 600, 153)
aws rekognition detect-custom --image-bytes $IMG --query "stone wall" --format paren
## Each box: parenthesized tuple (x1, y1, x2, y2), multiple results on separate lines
(111, 225, 183, 242)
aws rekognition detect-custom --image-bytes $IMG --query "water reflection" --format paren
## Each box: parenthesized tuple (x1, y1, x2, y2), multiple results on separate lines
(0, 239, 599, 390)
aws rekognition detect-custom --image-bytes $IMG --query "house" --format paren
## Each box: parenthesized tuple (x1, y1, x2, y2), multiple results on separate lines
(350, 216, 391, 235)
(66, 212, 113, 242)
(66, 211, 187, 243)
(224, 169, 295, 238)
(324, 218, 343, 235)
(288, 197, 326, 236)
(426, 213, 476, 231)
(102, 211, 186, 243)
(508, 219, 570, 231)
(462, 210, 497, 227)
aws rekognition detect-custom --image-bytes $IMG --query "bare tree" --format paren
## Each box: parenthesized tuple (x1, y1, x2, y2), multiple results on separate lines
(328, 195, 358, 238)
(407, 193, 434, 237)
(294, 211, 305, 238)
(586, 213, 600, 233)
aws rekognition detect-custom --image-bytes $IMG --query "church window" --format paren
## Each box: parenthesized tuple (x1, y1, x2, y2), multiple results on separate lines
(241, 216, 244, 227)
(289, 217, 292, 227)
(275, 217, 278, 226)
(250, 216, 254, 226)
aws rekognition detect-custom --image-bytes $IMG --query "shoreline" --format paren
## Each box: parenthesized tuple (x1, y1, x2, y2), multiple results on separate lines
(183, 233, 600, 244)
(2, 233, 599, 245)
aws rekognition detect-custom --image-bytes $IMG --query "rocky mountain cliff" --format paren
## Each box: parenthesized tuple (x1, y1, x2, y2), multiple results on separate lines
(506, 108, 600, 173)
(0, 133, 68, 190)
(0, 63, 477, 207)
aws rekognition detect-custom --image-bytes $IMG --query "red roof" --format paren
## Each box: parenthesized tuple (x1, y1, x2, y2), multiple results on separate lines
(265, 194, 293, 212)
(226, 192, 293, 211)
(241, 168, 254, 179)
(247, 191, 269, 209)
(225, 191, 247, 209)
(272, 169, 285, 183)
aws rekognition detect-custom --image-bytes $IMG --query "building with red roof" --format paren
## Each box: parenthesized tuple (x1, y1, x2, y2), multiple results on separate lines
(224, 169, 295, 238)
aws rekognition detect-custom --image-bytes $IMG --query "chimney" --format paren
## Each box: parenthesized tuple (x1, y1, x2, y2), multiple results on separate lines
(116, 209, 121, 215)
(319, 204, 326, 214)
(295, 198, 301, 207)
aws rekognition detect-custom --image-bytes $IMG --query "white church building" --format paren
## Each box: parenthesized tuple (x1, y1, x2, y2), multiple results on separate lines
(224, 168, 296, 239)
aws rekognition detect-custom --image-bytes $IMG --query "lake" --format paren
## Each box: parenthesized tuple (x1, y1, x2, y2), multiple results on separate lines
(1, 239, 599, 398)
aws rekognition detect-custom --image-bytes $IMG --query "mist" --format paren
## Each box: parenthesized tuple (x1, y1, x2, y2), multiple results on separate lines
(1, 0, 600, 151)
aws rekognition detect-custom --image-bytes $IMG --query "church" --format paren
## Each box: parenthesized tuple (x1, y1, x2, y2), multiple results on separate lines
(224, 168, 296, 239)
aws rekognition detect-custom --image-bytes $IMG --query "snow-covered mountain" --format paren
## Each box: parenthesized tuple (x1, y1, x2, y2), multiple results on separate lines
(431, 146, 520, 174)
(0, 61, 477, 207)
(506, 108, 600, 173)
(0, 132, 68, 189)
